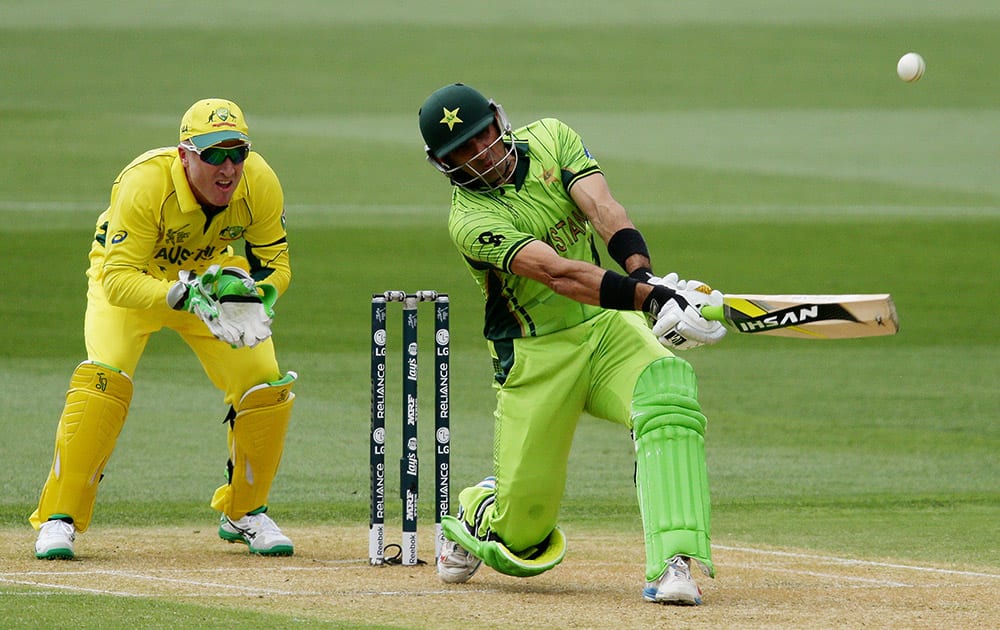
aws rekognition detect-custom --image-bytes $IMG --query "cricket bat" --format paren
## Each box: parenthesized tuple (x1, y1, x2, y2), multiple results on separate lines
(700, 293, 898, 339)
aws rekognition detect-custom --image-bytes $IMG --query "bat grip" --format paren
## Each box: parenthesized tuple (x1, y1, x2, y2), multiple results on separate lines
(700, 304, 725, 322)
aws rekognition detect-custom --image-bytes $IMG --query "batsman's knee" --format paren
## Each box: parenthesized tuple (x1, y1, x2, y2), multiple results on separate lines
(631, 357, 705, 438)
(631, 357, 714, 579)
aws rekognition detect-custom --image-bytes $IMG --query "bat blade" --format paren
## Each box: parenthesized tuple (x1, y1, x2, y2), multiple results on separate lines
(701, 294, 899, 339)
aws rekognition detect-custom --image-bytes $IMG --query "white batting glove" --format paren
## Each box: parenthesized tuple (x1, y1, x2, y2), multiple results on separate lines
(646, 271, 680, 290)
(650, 279, 727, 350)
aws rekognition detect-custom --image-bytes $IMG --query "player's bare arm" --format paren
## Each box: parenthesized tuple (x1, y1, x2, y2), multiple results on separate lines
(512, 179, 725, 350)
(569, 173, 651, 276)
(510, 239, 653, 311)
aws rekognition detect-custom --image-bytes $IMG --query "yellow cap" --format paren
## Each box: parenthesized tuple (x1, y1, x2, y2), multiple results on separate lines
(179, 98, 250, 150)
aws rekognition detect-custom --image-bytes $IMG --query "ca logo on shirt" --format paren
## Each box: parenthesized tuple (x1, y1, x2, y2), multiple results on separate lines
(477, 231, 505, 247)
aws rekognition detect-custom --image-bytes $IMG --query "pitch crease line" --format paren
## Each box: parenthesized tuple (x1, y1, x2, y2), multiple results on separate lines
(90, 569, 304, 595)
(729, 564, 913, 587)
(0, 577, 143, 597)
(715, 545, 1000, 579)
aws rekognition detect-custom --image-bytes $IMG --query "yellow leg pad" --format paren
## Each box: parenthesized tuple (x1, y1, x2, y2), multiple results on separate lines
(30, 361, 133, 532)
(211, 372, 297, 518)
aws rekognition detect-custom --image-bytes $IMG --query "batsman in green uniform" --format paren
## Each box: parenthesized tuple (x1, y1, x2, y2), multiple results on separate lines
(418, 83, 727, 605)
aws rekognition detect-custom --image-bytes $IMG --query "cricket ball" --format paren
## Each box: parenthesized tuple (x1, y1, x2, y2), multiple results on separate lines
(897, 52, 926, 83)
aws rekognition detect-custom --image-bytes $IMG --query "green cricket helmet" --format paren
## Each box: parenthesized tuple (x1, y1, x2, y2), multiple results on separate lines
(418, 83, 516, 190)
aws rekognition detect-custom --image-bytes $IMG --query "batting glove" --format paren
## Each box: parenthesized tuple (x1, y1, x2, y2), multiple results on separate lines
(646, 271, 681, 290)
(646, 277, 727, 350)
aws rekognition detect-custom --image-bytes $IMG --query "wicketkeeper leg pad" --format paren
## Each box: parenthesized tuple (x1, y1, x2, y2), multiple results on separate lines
(30, 361, 133, 533)
(211, 372, 296, 519)
(632, 357, 714, 580)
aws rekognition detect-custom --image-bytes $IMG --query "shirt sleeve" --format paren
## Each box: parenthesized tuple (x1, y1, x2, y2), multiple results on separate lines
(241, 156, 291, 296)
(448, 203, 534, 274)
(552, 118, 601, 191)
(101, 163, 175, 309)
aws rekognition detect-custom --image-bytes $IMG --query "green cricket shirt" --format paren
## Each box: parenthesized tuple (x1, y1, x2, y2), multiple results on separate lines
(447, 118, 606, 340)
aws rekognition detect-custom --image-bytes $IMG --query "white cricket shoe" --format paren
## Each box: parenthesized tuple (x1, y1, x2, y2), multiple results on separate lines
(218, 509, 294, 556)
(438, 475, 493, 583)
(437, 539, 482, 584)
(35, 519, 76, 560)
(643, 555, 703, 605)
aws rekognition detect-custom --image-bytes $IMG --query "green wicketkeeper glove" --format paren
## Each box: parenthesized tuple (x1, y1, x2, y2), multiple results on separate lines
(213, 267, 277, 348)
(166, 265, 243, 347)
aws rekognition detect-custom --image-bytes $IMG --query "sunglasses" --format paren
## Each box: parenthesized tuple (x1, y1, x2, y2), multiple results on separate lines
(185, 143, 251, 166)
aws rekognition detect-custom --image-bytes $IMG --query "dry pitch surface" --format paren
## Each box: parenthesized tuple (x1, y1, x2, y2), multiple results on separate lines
(3, 526, 998, 628)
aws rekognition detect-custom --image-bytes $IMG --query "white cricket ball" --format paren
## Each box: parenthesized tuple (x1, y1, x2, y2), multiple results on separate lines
(897, 52, 926, 82)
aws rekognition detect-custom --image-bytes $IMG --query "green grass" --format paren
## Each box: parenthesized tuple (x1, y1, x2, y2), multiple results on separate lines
(0, 594, 378, 630)
(2, 0, 999, 624)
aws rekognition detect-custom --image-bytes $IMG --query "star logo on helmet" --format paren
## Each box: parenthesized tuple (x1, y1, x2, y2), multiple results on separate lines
(440, 107, 463, 131)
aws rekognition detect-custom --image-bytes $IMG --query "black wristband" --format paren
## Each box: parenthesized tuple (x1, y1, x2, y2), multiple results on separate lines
(641, 284, 680, 318)
(607, 228, 650, 271)
(599, 270, 640, 311)
(628, 267, 654, 282)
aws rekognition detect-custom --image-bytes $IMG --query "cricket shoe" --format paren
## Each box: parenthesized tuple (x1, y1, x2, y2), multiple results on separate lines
(218, 508, 294, 556)
(437, 539, 483, 584)
(35, 518, 76, 560)
(437, 476, 494, 583)
(643, 555, 703, 605)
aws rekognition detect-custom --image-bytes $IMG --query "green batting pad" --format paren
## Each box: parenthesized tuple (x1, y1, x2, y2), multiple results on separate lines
(442, 515, 566, 578)
(632, 357, 714, 580)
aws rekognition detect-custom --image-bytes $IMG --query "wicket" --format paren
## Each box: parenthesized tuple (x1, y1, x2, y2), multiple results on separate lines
(369, 291, 450, 566)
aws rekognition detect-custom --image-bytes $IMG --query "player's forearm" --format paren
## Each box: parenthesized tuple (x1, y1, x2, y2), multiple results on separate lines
(569, 172, 634, 243)
(543, 263, 606, 306)
(101, 265, 171, 309)
(510, 241, 605, 305)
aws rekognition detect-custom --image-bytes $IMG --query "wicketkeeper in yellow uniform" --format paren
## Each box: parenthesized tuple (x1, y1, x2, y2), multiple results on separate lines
(31, 98, 298, 559)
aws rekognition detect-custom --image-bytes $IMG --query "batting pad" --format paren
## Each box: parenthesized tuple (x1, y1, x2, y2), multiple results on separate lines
(30, 361, 133, 532)
(442, 515, 566, 578)
(632, 357, 714, 580)
(211, 372, 296, 519)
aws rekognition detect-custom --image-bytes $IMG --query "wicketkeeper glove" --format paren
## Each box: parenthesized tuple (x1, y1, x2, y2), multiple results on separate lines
(643, 275, 727, 350)
(167, 265, 244, 347)
(214, 267, 276, 349)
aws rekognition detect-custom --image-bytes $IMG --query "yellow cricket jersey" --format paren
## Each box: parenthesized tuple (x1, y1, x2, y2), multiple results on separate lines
(87, 147, 290, 310)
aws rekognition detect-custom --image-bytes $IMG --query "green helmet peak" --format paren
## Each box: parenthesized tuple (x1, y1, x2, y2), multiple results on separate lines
(419, 83, 497, 159)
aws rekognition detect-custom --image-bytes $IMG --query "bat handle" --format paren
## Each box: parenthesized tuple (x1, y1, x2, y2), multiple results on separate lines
(700, 304, 725, 322)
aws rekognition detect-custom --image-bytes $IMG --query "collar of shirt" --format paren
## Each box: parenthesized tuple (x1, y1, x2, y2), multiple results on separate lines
(171, 154, 203, 214)
(510, 140, 530, 190)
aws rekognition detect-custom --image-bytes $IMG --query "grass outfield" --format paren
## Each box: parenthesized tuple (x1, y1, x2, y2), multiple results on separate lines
(2, 2, 999, 626)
